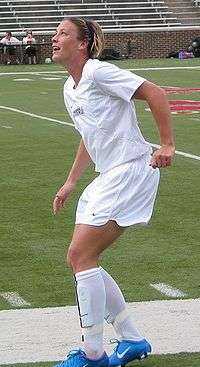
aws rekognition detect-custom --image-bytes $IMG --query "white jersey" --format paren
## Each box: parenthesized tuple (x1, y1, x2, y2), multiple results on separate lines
(63, 58, 152, 173)
(0, 36, 21, 45)
(22, 36, 36, 45)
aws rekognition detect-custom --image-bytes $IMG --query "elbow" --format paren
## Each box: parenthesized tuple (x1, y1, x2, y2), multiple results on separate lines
(147, 86, 167, 105)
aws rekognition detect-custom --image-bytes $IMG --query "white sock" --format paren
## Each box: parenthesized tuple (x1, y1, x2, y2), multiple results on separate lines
(100, 267, 143, 341)
(75, 267, 105, 359)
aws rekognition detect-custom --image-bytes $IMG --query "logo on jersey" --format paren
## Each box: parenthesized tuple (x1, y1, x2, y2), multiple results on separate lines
(73, 106, 84, 117)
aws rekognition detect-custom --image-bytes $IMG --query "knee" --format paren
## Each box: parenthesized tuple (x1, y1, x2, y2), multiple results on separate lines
(66, 245, 82, 271)
(66, 243, 97, 273)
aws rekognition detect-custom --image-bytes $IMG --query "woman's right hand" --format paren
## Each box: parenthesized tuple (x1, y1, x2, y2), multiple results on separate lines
(53, 181, 76, 215)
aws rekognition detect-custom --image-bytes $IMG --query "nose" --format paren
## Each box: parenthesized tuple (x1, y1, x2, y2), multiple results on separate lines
(52, 33, 58, 43)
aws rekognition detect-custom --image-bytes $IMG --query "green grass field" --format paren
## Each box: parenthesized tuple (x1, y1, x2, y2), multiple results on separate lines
(0, 58, 200, 366)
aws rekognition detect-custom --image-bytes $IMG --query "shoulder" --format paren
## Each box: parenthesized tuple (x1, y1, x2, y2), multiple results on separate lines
(83, 58, 115, 80)
(91, 60, 144, 85)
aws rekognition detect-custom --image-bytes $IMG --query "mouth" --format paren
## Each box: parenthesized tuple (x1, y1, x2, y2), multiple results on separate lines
(52, 45, 61, 53)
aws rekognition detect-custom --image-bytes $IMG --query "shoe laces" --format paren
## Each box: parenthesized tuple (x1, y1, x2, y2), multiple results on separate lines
(59, 349, 86, 365)
(67, 349, 86, 359)
(109, 339, 120, 352)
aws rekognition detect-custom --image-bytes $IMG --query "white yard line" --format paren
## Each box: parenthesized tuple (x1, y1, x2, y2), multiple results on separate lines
(0, 105, 200, 162)
(0, 65, 200, 76)
(0, 292, 30, 307)
(0, 298, 199, 364)
(150, 283, 187, 298)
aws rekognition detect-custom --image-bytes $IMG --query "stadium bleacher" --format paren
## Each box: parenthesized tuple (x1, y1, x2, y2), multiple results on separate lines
(0, 0, 182, 33)
(0, 0, 199, 35)
(164, 0, 200, 26)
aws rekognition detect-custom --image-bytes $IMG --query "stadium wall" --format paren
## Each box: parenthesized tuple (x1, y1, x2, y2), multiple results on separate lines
(0, 27, 200, 63)
(37, 28, 200, 60)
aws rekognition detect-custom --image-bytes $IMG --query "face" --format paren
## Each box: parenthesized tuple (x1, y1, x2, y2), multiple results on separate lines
(52, 20, 88, 65)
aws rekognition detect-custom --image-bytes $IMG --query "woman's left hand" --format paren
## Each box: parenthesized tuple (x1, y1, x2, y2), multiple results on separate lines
(150, 144, 175, 169)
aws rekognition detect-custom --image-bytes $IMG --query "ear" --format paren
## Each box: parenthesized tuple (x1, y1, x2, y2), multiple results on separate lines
(78, 39, 88, 51)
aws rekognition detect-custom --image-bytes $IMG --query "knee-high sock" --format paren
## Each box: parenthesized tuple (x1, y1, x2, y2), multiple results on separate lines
(100, 267, 143, 341)
(75, 267, 106, 359)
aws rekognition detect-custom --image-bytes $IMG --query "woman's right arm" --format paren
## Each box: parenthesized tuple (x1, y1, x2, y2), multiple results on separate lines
(53, 139, 92, 215)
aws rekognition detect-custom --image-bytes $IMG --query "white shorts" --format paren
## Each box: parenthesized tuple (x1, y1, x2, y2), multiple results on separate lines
(76, 154, 160, 227)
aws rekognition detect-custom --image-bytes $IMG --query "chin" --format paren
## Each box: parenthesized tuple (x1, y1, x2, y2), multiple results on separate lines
(52, 54, 60, 63)
(52, 54, 67, 66)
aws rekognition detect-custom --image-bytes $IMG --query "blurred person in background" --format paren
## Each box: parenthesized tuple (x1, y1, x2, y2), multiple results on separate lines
(0, 31, 21, 64)
(22, 30, 37, 64)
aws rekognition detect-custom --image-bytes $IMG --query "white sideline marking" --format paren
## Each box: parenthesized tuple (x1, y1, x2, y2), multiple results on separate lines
(13, 78, 33, 81)
(1, 125, 12, 128)
(0, 292, 30, 307)
(0, 105, 74, 127)
(0, 65, 200, 76)
(128, 66, 200, 71)
(0, 298, 199, 364)
(0, 70, 66, 76)
(150, 283, 187, 298)
(0, 105, 200, 162)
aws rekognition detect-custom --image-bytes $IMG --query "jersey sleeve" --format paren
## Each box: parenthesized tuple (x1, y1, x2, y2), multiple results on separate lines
(93, 63, 146, 102)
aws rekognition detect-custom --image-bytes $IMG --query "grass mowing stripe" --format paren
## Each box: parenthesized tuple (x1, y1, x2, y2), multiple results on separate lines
(1, 353, 200, 367)
(0, 105, 199, 162)
(150, 283, 187, 298)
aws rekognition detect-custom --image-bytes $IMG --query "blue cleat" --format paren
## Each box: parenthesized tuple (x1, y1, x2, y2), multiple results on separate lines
(109, 339, 152, 367)
(54, 349, 109, 367)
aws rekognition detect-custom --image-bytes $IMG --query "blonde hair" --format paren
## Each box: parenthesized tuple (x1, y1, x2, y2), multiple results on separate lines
(65, 17, 104, 59)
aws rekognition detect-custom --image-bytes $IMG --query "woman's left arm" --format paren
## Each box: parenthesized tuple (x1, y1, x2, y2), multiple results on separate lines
(134, 80, 175, 168)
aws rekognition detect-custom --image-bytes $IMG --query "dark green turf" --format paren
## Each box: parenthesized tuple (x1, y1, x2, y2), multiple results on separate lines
(1, 353, 200, 367)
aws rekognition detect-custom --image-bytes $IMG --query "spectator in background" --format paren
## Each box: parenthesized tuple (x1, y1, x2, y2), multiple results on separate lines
(0, 31, 21, 64)
(22, 30, 37, 64)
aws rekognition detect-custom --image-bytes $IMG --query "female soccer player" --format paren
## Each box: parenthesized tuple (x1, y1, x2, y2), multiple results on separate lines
(52, 18, 175, 367)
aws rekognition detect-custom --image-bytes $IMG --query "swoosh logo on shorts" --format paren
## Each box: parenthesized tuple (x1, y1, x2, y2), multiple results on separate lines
(117, 347, 131, 359)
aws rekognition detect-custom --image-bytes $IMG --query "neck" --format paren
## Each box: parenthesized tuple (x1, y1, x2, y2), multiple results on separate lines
(64, 55, 89, 87)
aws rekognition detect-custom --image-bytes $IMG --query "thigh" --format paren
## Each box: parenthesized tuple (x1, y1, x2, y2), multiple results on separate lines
(69, 221, 124, 270)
